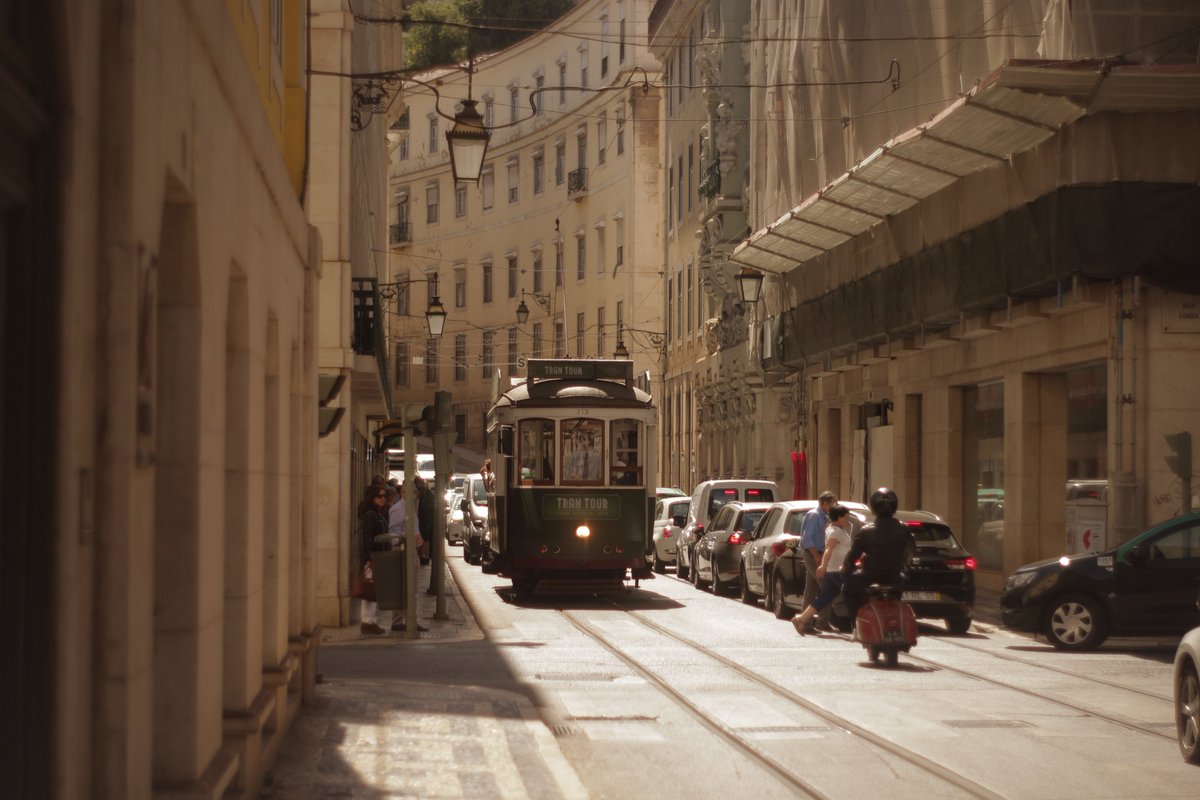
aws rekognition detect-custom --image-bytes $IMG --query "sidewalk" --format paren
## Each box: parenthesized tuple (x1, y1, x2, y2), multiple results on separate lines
(263, 556, 586, 799)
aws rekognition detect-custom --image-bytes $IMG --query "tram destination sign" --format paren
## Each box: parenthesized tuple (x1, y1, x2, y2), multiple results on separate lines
(542, 493, 622, 520)
(527, 359, 632, 382)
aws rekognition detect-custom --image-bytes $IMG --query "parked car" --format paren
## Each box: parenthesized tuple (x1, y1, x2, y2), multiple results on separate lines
(1001, 510, 1200, 650)
(691, 502, 772, 594)
(1175, 611, 1200, 763)
(460, 473, 490, 564)
(743, 500, 869, 618)
(676, 479, 781, 580)
(649, 497, 691, 574)
(444, 473, 468, 507)
(656, 486, 687, 499)
(445, 490, 466, 545)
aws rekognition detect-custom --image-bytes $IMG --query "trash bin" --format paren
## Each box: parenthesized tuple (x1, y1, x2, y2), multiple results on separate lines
(373, 543, 407, 610)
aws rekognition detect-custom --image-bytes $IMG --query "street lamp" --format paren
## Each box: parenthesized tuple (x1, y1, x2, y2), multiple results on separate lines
(445, 98, 490, 183)
(515, 289, 551, 325)
(425, 294, 447, 337)
(377, 277, 448, 337)
(735, 266, 766, 304)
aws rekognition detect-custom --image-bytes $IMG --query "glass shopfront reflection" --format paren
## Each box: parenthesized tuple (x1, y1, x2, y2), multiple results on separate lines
(963, 382, 1005, 571)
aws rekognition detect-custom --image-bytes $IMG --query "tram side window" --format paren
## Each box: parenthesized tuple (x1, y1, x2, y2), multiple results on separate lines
(518, 419, 556, 484)
(561, 418, 604, 485)
(610, 419, 642, 485)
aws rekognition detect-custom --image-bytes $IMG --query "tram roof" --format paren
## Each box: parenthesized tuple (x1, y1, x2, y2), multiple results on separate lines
(495, 378, 653, 409)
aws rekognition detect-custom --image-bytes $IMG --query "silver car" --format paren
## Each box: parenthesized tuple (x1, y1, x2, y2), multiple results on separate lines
(444, 490, 465, 544)
(691, 502, 772, 594)
(649, 498, 691, 574)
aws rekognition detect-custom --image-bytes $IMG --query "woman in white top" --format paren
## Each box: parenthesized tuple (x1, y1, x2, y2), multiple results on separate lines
(792, 505, 854, 636)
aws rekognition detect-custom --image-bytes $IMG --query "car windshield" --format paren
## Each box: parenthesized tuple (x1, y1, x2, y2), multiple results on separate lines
(909, 522, 963, 550)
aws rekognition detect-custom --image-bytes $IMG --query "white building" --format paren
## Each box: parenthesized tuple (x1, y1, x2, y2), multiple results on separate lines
(386, 0, 664, 461)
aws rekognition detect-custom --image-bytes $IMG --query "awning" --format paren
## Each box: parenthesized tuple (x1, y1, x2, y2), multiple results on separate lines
(730, 60, 1200, 275)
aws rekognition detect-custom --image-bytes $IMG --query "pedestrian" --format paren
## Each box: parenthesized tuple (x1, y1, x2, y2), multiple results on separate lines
(414, 475, 436, 579)
(357, 484, 390, 635)
(792, 504, 853, 635)
(480, 458, 496, 492)
(798, 490, 838, 633)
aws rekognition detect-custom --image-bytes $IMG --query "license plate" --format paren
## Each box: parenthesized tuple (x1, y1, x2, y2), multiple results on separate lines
(902, 591, 940, 602)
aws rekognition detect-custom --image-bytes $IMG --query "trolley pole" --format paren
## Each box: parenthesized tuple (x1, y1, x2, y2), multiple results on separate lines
(432, 391, 452, 620)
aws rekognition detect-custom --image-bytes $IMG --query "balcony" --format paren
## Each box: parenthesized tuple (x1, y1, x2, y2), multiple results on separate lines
(389, 222, 412, 246)
(567, 167, 588, 200)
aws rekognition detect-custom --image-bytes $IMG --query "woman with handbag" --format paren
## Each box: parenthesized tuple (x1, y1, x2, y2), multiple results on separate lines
(355, 485, 390, 635)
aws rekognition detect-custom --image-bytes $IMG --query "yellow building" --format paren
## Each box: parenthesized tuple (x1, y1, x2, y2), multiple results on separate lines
(7, 2, 333, 797)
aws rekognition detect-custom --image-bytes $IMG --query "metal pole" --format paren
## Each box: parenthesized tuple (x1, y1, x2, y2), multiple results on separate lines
(432, 390, 452, 619)
(404, 426, 418, 639)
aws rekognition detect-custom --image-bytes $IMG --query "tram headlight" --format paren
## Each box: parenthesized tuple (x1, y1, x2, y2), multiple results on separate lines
(575, 525, 591, 539)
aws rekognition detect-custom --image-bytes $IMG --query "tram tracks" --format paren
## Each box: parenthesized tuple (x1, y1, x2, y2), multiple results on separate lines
(559, 605, 1007, 800)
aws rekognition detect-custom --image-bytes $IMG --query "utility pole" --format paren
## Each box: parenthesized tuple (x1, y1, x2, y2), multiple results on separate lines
(432, 391, 452, 620)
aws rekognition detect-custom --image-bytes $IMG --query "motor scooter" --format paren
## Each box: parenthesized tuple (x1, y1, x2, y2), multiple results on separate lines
(854, 584, 918, 667)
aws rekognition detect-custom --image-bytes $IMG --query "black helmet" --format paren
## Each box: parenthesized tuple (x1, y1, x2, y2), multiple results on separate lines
(869, 487, 899, 516)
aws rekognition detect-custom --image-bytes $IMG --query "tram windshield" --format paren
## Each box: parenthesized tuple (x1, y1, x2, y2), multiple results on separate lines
(561, 418, 605, 485)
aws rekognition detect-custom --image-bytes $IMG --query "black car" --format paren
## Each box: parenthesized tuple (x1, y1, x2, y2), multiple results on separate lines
(771, 509, 977, 634)
(1001, 511, 1200, 650)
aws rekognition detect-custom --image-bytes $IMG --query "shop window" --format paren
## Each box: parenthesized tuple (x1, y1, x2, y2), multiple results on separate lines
(963, 382, 1005, 571)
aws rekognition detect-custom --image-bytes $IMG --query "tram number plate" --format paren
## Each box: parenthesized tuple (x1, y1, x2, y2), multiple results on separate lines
(902, 591, 940, 602)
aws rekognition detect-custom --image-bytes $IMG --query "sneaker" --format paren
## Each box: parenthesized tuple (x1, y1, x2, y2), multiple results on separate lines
(360, 622, 385, 636)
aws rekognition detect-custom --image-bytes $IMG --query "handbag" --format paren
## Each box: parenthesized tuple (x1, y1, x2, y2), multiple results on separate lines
(351, 560, 376, 602)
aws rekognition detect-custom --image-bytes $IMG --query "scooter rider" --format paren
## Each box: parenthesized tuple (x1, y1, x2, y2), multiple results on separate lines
(840, 487, 916, 620)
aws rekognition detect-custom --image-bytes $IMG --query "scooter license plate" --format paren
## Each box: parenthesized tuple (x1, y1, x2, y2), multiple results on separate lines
(902, 591, 940, 602)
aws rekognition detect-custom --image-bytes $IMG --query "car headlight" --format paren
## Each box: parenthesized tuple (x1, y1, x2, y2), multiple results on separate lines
(1005, 571, 1038, 591)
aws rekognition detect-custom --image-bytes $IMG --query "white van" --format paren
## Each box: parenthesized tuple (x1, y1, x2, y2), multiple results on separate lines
(676, 479, 782, 579)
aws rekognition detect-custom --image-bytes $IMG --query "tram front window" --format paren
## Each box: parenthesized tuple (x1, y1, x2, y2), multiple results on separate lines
(518, 419, 556, 484)
(610, 419, 642, 486)
(561, 418, 604, 485)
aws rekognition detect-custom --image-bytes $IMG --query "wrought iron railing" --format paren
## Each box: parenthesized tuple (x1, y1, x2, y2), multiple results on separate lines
(389, 222, 412, 245)
(567, 167, 588, 198)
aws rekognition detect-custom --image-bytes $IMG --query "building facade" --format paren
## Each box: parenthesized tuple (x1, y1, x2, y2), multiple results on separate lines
(386, 0, 664, 461)
(731, 0, 1200, 589)
(311, 1, 405, 630)
(649, 0, 798, 492)
(9, 1, 324, 797)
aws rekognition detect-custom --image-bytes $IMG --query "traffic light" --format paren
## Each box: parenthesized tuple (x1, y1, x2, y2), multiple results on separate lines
(1165, 431, 1192, 483)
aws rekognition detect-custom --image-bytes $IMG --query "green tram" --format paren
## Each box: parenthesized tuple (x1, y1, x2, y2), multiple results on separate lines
(485, 359, 656, 598)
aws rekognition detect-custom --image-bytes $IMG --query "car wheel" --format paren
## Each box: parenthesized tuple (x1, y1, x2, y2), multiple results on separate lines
(691, 554, 705, 589)
(676, 553, 689, 581)
(652, 552, 666, 574)
(1045, 594, 1109, 650)
(945, 616, 972, 636)
(739, 569, 756, 605)
(772, 573, 794, 620)
(1179, 663, 1200, 764)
